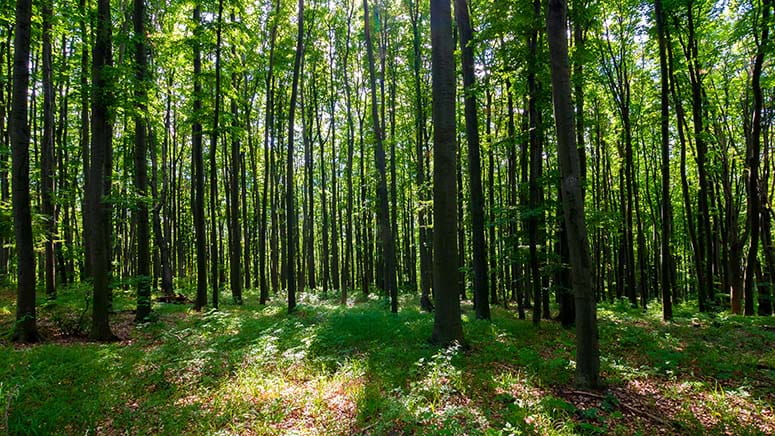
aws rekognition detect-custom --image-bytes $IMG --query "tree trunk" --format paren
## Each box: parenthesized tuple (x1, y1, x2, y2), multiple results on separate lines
(363, 0, 398, 313)
(745, 0, 770, 315)
(430, 0, 464, 346)
(11, 0, 38, 343)
(192, 4, 208, 311)
(547, 0, 600, 388)
(88, 0, 117, 341)
(133, 0, 152, 321)
(655, 0, 673, 320)
(455, 0, 489, 319)
(210, 0, 224, 308)
(287, 0, 304, 312)
(41, 0, 57, 299)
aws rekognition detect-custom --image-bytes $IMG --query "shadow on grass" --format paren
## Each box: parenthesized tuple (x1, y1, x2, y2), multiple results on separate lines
(1, 286, 773, 435)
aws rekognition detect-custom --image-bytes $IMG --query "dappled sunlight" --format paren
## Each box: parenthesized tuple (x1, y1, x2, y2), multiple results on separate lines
(1, 285, 773, 434)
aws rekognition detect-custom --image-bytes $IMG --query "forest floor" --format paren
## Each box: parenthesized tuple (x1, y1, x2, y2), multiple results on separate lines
(1, 284, 774, 436)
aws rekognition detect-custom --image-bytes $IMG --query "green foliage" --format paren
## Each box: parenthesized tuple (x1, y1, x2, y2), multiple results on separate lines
(2, 286, 772, 435)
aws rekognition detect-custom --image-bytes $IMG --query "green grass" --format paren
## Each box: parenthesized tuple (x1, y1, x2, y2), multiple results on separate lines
(0, 286, 773, 435)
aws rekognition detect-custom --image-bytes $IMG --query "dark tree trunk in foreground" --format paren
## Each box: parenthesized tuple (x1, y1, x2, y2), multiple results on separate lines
(42, 0, 57, 299)
(88, 0, 118, 341)
(430, 0, 464, 346)
(655, 0, 673, 321)
(455, 0, 489, 320)
(134, 0, 152, 321)
(11, 0, 39, 343)
(364, 0, 398, 313)
(192, 4, 208, 311)
(287, 0, 304, 312)
(546, 0, 599, 388)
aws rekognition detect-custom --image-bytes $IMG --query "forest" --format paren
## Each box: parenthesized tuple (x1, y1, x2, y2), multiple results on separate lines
(0, 0, 774, 432)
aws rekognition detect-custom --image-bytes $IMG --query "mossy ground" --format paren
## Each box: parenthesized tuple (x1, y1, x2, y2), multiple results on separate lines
(1, 284, 773, 435)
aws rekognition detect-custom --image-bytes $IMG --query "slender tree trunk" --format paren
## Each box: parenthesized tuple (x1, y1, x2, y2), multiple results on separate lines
(287, 0, 304, 312)
(342, 6, 355, 303)
(655, 0, 673, 320)
(527, 0, 543, 324)
(408, 0, 433, 311)
(209, 0, 224, 308)
(455, 0, 489, 319)
(430, 0, 464, 346)
(133, 0, 152, 321)
(229, 14, 242, 304)
(364, 0, 398, 313)
(41, 0, 57, 299)
(260, 0, 279, 304)
(192, 4, 208, 311)
(547, 0, 599, 388)
(745, 0, 770, 315)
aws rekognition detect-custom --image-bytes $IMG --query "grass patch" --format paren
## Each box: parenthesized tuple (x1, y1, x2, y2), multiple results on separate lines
(0, 287, 773, 435)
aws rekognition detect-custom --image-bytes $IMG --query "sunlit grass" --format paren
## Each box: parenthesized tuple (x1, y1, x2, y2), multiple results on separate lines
(0, 286, 773, 435)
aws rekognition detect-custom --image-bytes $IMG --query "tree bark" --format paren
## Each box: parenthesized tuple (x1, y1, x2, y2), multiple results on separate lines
(88, 0, 118, 341)
(455, 0, 489, 319)
(655, 0, 673, 320)
(11, 0, 38, 343)
(133, 0, 152, 321)
(41, 0, 57, 299)
(192, 4, 208, 311)
(430, 0, 464, 346)
(364, 0, 398, 313)
(547, 0, 600, 388)
(287, 0, 304, 312)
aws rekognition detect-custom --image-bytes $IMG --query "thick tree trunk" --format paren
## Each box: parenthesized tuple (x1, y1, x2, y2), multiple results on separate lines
(88, 0, 117, 341)
(11, 0, 38, 343)
(430, 0, 464, 346)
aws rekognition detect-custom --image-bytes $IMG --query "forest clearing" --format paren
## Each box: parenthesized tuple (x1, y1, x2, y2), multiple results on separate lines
(2, 0, 775, 432)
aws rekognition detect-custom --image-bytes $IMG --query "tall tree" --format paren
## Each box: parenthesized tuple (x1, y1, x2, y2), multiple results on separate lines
(455, 0, 489, 320)
(287, 0, 305, 312)
(546, 0, 599, 387)
(430, 0, 464, 346)
(11, 0, 38, 343)
(210, 0, 224, 309)
(228, 12, 243, 305)
(41, 0, 57, 299)
(88, 0, 118, 341)
(134, 0, 152, 321)
(364, 0, 398, 313)
(745, 0, 771, 315)
(192, 4, 208, 311)
(654, 0, 673, 321)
